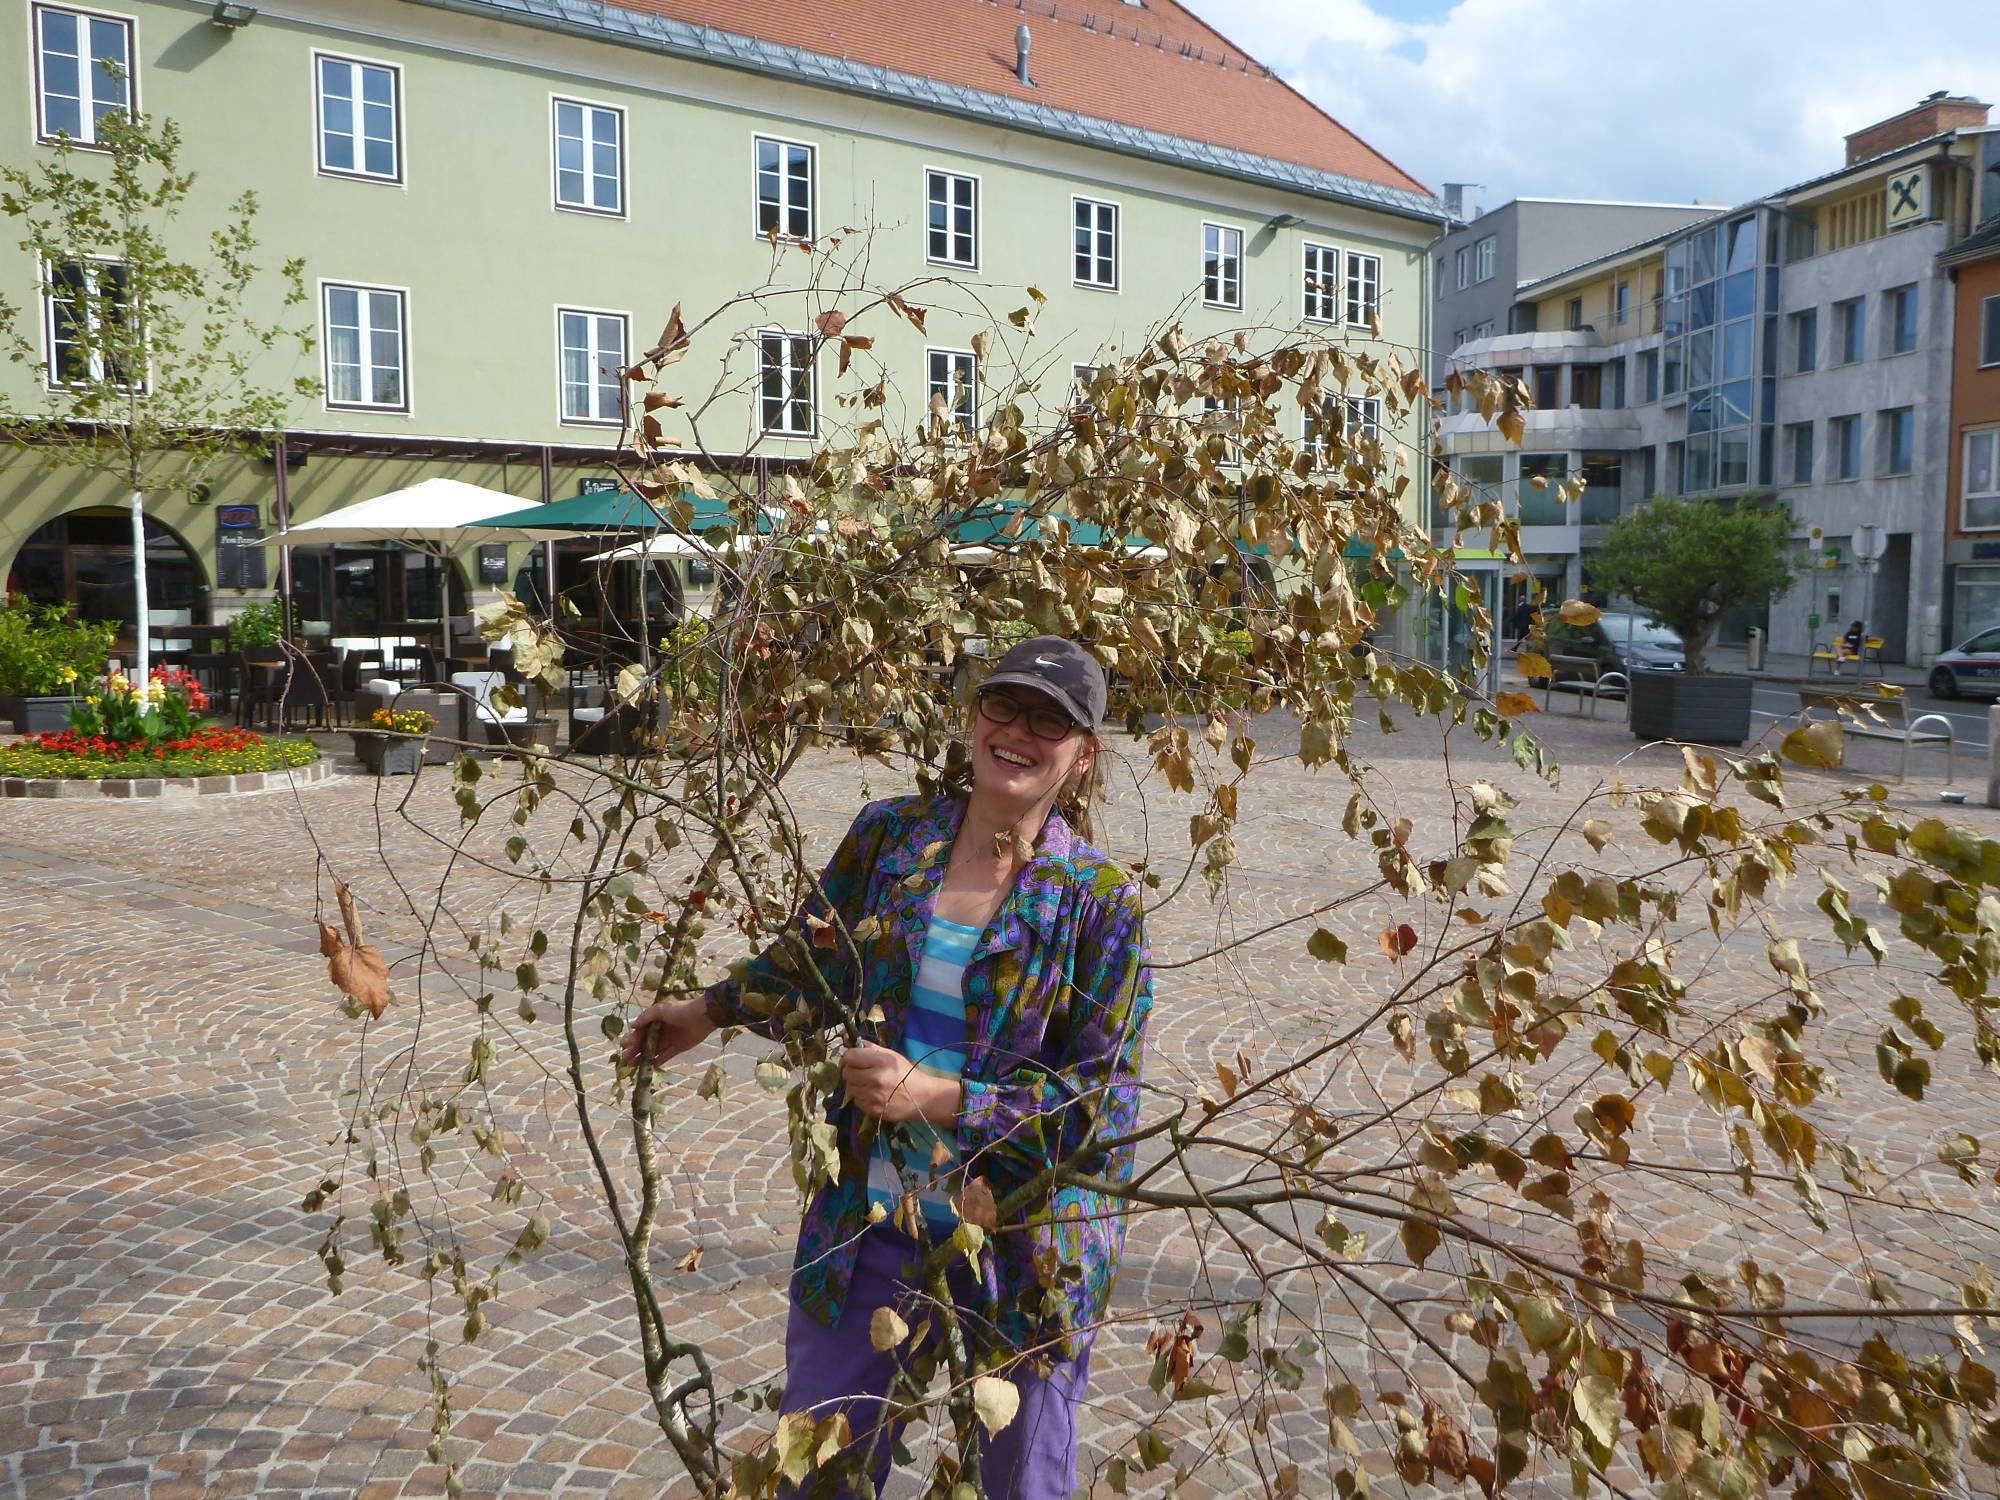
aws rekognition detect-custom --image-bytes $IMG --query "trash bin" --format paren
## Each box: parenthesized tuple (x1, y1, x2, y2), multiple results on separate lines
(1746, 627, 1765, 673)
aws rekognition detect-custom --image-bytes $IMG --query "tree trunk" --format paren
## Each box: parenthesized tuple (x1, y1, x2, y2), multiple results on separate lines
(130, 488, 151, 689)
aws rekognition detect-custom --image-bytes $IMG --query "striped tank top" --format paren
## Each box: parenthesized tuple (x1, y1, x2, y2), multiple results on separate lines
(865, 913, 977, 1234)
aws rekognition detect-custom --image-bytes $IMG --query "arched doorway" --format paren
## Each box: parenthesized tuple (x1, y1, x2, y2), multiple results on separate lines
(6, 508, 208, 636)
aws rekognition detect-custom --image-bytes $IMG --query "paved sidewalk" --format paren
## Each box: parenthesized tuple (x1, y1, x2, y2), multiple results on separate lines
(1, 714, 1994, 1497)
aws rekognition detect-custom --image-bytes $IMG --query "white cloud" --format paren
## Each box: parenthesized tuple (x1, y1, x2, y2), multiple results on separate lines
(1191, 0, 2000, 210)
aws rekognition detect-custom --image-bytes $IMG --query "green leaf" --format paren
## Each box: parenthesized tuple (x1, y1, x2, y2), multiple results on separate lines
(1307, 927, 1348, 963)
(1400, 1217, 1441, 1268)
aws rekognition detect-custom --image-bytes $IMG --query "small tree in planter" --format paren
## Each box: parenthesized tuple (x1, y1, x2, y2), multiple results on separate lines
(1590, 496, 1797, 743)
(0, 595, 119, 731)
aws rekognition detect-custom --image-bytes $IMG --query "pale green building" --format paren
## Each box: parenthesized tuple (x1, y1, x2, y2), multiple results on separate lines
(2, 0, 1444, 644)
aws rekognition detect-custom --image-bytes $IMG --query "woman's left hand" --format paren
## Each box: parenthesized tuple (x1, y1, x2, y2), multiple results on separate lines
(841, 1042, 957, 1124)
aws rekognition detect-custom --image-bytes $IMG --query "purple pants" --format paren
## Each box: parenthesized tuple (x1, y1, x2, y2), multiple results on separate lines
(779, 1227, 1093, 1499)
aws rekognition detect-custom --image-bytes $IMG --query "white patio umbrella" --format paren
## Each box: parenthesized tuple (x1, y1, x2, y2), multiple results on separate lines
(261, 478, 559, 655)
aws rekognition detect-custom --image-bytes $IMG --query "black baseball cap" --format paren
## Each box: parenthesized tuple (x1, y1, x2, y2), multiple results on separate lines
(980, 636, 1107, 730)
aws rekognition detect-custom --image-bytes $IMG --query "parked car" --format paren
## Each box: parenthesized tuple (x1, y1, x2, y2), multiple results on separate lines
(1526, 612, 1686, 692)
(1927, 626, 2000, 699)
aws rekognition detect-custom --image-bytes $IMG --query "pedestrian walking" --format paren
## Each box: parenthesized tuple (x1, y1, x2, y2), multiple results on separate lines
(624, 635, 1151, 1499)
(1509, 596, 1535, 653)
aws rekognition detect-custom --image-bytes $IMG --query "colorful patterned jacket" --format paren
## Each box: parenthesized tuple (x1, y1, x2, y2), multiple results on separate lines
(702, 793, 1152, 1358)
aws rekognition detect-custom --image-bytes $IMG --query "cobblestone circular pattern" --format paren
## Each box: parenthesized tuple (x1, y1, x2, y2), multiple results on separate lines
(0, 707, 1993, 1498)
(0, 758, 333, 801)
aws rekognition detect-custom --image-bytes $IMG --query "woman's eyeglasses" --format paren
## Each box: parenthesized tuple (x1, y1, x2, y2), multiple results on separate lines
(977, 691, 1078, 742)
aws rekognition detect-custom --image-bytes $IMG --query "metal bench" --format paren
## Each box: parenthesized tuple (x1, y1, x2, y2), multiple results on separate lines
(1539, 653, 1627, 720)
(1795, 689, 1953, 784)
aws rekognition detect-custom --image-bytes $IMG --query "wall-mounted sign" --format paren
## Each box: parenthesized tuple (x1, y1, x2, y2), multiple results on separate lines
(1886, 166, 1926, 227)
(580, 476, 620, 494)
(477, 544, 510, 584)
(216, 507, 267, 589)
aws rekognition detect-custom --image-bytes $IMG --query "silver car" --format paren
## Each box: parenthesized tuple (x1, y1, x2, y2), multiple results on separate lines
(1928, 625, 2000, 700)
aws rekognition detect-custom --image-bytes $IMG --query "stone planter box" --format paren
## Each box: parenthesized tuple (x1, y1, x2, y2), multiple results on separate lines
(1630, 670, 1753, 747)
(353, 730, 428, 776)
(1, 694, 85, 734)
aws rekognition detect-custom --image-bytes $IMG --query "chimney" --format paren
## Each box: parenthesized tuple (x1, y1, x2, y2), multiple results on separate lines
(1014, 24, 1034, 88)
(1441, 182, 1479, 222)
(1844, 91, 1990, 165)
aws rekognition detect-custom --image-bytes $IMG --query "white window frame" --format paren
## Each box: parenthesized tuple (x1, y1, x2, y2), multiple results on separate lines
(1473, 319, 1496, 340)
(926, 347, 979, 435)
(556, 306, 629, 427)
(1201, 221, 1243, 311)
(1345, 252, 1382, 328)
(1069, 362, 1100, 413)
(313, 51, 402, 185)
(32, 3, 134, 147)
(321, 280, 410, 413)
(753, 134, 815, 242)
(42, 256, 141, 391)
(1302, 242, 1341, 324)
(756, 329, 815, 437)
(1962, 427, 2000, 530)
(924, 167, 979, 270)
(1305, 396, 1381, 468)
(1073, 196, 1119, 291)
(1475, 236, 1496, 284)
(551, 96, 625, 217)
(1454, 246, 1470, 291)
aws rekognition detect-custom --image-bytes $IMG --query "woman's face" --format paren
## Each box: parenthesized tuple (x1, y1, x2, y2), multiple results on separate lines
(972, 687, 1096, 810)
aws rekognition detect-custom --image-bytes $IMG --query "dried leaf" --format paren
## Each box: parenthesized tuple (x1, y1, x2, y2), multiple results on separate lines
(1558, 599, 1601, 627)
(870, 1306, 909, 1351)
(972, 1374, 1019, 1436)
(1495, 691, 1540, 718)
(814, 309, 847, 338)
(1379, 923, 1419, 958)
(1581, 819, 1613, 852)
(958, 1175, 998, 1230)
(675, 1245, 703, 1274)
(319, 884, 391, 1019)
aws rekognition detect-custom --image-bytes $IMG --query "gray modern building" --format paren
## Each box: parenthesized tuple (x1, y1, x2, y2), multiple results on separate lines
(1437, 94, 1996, 665)
(1433, 198, 1710, 360)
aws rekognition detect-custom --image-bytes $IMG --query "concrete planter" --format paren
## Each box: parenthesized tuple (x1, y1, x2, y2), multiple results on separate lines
(1630, 671, 1753, 746)
(1, 694, 85, 734)
(353, 731, 427, 776)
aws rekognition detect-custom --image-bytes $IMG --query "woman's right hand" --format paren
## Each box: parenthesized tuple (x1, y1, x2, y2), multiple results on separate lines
(620, 996, 717, 1068)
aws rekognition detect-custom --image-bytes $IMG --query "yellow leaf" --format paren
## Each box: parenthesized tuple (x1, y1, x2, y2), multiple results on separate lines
(870, 1306, 909, 1351)
(1495, 691, 1539, 718)
(1558, 600, 1601, 627)
(1517, 651, 1552, 679)
(1581, 819, 1613, 852)
(972, 1375, 1019, 1436)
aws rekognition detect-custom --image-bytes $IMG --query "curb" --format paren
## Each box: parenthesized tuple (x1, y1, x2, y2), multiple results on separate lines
(1, 757, 333, 801)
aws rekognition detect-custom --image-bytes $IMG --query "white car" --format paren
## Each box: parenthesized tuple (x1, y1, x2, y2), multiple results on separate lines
(1928, 626, 2000, 700)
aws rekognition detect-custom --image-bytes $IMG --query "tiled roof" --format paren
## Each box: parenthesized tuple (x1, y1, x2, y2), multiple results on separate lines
(1939, 214, 2000, 267)
(421, 0, 1440, 217)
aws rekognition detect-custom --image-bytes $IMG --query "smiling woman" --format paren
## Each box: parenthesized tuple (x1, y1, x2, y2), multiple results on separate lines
(623, 635, 1146, 1499)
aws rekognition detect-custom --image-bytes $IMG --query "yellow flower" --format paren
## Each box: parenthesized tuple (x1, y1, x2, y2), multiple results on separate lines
(57, 666, 78, 685)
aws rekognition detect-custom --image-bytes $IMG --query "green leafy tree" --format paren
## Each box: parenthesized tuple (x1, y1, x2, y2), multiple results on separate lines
(0, 101, 316, 686)
(1590, 495, 1797, 674)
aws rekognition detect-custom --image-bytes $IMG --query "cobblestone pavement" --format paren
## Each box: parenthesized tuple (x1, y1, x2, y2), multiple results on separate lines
(2, 705, 1995, 1498)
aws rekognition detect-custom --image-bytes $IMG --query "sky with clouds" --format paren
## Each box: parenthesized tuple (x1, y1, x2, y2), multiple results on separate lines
(1186, 0, 2000, 212)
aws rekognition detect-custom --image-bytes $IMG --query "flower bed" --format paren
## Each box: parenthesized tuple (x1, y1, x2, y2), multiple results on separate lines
(0, 724, 320, 780)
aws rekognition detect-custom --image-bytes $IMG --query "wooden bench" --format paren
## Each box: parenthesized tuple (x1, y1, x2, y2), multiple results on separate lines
(1795, 689, 1954, 784)
(1539, 653, 1628, 719)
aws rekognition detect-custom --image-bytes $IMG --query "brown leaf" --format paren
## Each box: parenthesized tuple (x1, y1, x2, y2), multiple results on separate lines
(675, 1245, 703, 1273)
(319, 884, 391, 1019)
(1146, 1312, 1203, 1396)
(814, 309, 847, 339)
(1495, 691, 1539, 718)
(1558, 599, 1601, 627)
(884, 292, 927, 334)
(643, 390, 682, 410)
(958, 1175, 997, 1230)
(1379, 923, 1419, 959)
(1581, 819, 1613, 852)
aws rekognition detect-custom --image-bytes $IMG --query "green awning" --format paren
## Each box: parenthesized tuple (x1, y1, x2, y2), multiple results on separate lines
(477, 490, 766, 534)
(948, 504, 1160, 555)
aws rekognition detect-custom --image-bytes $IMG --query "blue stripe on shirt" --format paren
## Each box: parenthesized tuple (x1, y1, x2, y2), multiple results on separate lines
(867, 914, 977, 1232)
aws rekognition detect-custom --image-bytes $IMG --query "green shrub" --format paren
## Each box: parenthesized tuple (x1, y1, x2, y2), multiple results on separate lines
(227, 599, 286, 650)
(0, 595, 118, 697)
